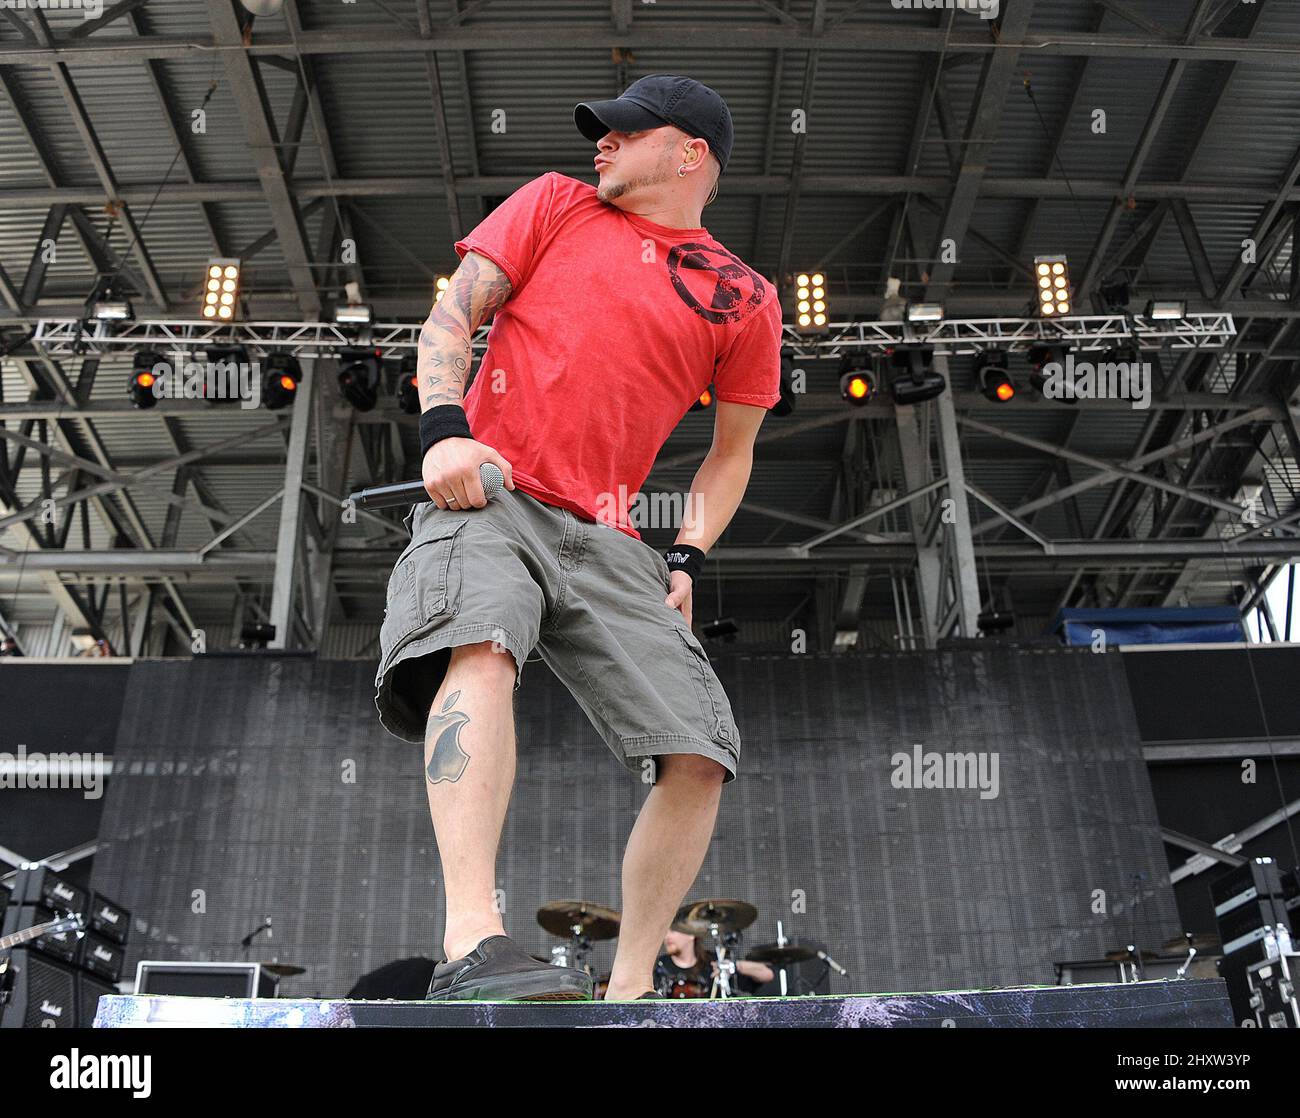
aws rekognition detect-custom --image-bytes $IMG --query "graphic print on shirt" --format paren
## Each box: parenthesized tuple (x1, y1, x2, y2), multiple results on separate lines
(666, 243, 768, 326)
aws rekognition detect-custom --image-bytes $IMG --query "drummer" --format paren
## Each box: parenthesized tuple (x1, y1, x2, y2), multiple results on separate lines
(655, 928, 774, 996)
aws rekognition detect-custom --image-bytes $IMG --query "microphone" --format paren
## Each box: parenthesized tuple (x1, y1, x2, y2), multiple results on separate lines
(240, 917, 273, 948)
(349, 462, 505, 510)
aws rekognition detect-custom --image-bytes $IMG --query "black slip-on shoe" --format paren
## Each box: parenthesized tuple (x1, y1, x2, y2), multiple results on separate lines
(638, 991, 666, 1000)
(425, 935, 593, 1002)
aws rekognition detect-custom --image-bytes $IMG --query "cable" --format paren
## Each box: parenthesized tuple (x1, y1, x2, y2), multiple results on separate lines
(1021, 76, 1091, 257)
(883, 9, 958, 287)
(282, 8, 352, 304)
(99, 81, 221, 302)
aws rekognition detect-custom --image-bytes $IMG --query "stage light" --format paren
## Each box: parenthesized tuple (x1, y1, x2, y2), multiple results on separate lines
(338, 346, 382, 411)
(975, 349, 1015, 402)
(982, 372, 1015, 402)
(888, 345, 946, 405)
(842, 353, 873, 405)
(977, 610, 1016, 634)
(689, 385, 715, 411)
(906, 303, 944, 324)
(91, 291, 133, 322)
(1027, 343, 1070, 399)
(794, 271, 828, 333)
(1146, 300, 1186, 321)
(196, 344, 251, 406)
(239, 622, 276, 650)
(701, 616, 739, 643)
(93, 300, 132, 321)
(1100, 279, 1130, 311)
(397, 354, 420, 415)
(434, 275, 451, 303)
(1034, 255, 1071, 317)
(202, 258, 241, 320)
(86, 276, 134, 324)
(335, 303, 373, 326)
(128, 351, 163, 409)
(262, 353, 301, 410)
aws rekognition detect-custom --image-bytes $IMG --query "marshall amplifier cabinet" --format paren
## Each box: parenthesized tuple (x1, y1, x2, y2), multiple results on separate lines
(1248, 952, 1300, 1029)
(79, 932, 126, 983)
(0, 949, 77, 1029)
(77, 971, 118, 1028)
(88, 892, 129, 946)
(10, 866, 88, 917)
(2, 905, 82, 964)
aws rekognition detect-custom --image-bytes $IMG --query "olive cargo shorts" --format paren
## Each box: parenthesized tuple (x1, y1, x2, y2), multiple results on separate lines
(373, 488, 741, 783)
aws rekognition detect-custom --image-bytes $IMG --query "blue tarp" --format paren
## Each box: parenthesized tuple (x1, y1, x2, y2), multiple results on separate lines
(1050, 606, 1246, 647)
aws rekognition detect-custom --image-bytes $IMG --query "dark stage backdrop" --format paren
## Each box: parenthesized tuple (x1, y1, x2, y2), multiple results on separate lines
(90, 647, 1180, 997)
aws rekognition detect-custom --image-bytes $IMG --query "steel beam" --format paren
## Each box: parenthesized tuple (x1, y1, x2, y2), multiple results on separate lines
(934, 363, 982, 635)
(8, 537, 1298, 577)
(960, 411, 1265, 527)
(894, 403, 941, 648)
(6, 173, 1300, 210)
(207, 0, 320, 317)
(923, 1, 1036, 302)
(269, 360, 314, 648)
(774, 0, 825, 289)
(1217, 143, 1300, 305)
(8, 24, 1300, 66)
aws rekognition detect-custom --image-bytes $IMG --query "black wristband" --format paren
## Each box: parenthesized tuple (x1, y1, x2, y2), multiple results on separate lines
(663, 543, 706, 583)
(419, 405, 472, 459)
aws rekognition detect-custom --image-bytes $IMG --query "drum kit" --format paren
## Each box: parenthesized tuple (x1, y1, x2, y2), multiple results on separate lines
(532, 897, 834, 998)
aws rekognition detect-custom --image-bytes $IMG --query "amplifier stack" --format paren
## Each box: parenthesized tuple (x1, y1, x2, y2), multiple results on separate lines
(0, 865, 129, 1028)
(1211, 857, 1294, 1027)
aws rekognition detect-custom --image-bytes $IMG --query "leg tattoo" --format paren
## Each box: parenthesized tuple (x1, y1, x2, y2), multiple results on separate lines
(425, 689, 472, 785)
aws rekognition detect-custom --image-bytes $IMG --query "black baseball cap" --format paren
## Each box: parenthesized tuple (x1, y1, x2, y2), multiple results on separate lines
(575, 74, 733, 173)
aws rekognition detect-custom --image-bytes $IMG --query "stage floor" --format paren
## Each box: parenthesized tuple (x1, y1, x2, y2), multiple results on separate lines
(95, 978, 1233, 1028)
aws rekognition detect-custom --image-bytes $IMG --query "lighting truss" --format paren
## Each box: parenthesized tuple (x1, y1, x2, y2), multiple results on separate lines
(792, 313, 1236, 359)
(28, 313, 1237, 361)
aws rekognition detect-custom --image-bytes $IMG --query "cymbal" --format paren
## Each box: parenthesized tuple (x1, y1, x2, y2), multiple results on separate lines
(746, 943, 816, 966)
(536, 900, 622, 941)
(258, 963, 306, 977)
(672, 899, 757, 936)
(1160, 932, 1220, 953)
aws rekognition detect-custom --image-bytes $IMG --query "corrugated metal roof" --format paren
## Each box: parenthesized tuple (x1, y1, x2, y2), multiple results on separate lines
(1, 0, 1296, 638)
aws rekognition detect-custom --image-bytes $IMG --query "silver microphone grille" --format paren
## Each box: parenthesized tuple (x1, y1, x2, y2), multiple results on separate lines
(479, 462, 505, 500)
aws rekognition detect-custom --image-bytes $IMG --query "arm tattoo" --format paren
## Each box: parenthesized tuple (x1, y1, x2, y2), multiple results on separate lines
(418, 253, 513, 412)
(425, 689, 472, 785)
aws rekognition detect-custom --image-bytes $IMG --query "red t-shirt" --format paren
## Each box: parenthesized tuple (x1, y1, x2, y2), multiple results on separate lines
(453, 171, 783, 540)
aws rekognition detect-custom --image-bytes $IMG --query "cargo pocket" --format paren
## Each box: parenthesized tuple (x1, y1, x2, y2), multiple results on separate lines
(674, 627, 736, 752)
(379, 515, 468, 659)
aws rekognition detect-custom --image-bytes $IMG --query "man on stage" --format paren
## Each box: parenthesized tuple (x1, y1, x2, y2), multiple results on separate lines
(374, 75, 782, 1001)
